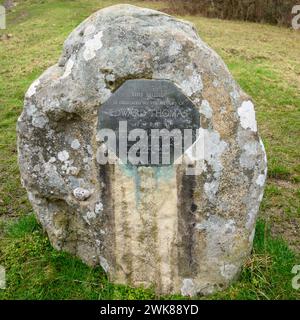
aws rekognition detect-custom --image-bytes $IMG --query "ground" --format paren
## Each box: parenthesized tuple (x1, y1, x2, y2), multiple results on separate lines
(0, 0, 299, 299)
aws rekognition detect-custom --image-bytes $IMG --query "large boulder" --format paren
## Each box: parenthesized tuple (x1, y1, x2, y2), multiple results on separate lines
(17, 4, 267, 296)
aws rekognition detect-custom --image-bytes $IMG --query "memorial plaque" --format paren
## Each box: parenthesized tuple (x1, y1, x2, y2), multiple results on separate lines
(98, 79, 200, 165)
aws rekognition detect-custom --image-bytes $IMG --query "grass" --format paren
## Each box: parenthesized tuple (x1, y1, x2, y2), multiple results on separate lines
(0, 0, 299, 299)
(0, 214, 298, 299)
(0, 215, 158, 300)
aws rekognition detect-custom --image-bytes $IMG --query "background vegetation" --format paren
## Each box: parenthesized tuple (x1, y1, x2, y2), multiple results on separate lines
(0, 0, 299, 299)
(164, 0, 296, 26)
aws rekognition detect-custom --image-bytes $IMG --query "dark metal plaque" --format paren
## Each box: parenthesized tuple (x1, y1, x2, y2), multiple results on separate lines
(98, 79, 200, 166)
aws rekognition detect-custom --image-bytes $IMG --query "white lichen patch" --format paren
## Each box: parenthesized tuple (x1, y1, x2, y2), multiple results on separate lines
(43, 162, 65, 189)
(203, 130, 227, 176)
(87, 145, 93, 155)
(71, 139, 81, 150)
(249, 229, 255, 243)
(220, 264, 238, 280)
(73, 187, 91, 201)
(84, 24, 96, 36)
(99, 88, 112, 104)
(83, 30, 104, 61)
(204, 180, 219, 201)
(181, 278, 197, 297)
(168, 41, 182, 56)
(196, 217, 236, 235)
(100, 256, 110, 273)
(49, 157, 56, 163)
(180, 67, 203, 96)
(86, 211, 96, 220)
(256, 173, 266, 186)
(245, 206, 259, 230)
(65, 165, 79, 175)
(259, 137, 268, 164)
(61, 58, 74, 79)
(26, 79, 40, 98)
(57, 150, 69, 162)
(184, 128, 227, 186)
(32, 115, 48, 128)
(95, 239, 101, 247)
(195, 215, 239, 270)
(213, 79, 219, 87)
(105, 74, 115, 83)
(238, 100, 257, 132)
(230, 86, 241, 105)
(199, 100, 212, 119)
(26, 104, 37, 117)
(220, 105, 226, 114)
(185, 128, 227, 171)
(239, 141, 259, 169)
(95, 202, 103, 214)
(224, 219, 236, 234)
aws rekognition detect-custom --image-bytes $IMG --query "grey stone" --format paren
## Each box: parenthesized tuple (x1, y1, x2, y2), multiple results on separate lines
(73, 187, 91, 201)
(17, 4, 267, 296)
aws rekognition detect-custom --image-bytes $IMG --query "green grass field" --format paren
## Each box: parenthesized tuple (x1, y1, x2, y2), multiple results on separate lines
(0, 0, 299, 299)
